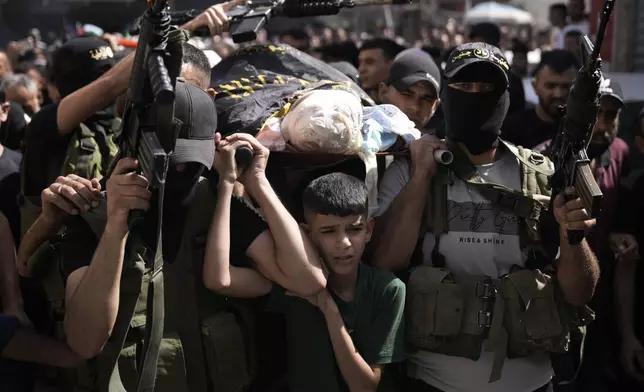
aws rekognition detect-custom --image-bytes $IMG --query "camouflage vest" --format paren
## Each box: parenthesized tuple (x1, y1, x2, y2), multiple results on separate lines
(26, 178, 257, 392)
(405, 139, 594, 383)
(20, 119, 119, 239)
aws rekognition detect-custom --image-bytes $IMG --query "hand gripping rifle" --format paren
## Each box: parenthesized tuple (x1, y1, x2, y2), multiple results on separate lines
(111, 0, 184, 390)
(549, 0, 616, 246)
(167, 0, 412, 44)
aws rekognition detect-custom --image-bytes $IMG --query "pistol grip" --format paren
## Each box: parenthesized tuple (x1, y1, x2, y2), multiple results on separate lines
(128, 210, 146, 231)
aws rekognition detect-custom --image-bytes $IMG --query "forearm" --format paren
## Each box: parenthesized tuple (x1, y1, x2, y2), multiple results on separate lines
(204, 181, 235, 291)
(204, 181, 272, 298)
(64, 223, 127, 358)
(323, 305, 379, 392)
(615, 256, 637, 338)
(246, 176, 326, 294)
(57, 52, 134, 134)
(17, 216, 61, 277)
(0, 219, 22, 311)
(2, 328, 82, 368)
(557, 229, 600, 306)
(371, 175, 430, 271)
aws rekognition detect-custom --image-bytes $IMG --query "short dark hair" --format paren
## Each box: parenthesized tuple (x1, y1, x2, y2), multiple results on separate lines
(550, 3, 568, 16)
(468, 22, 501, 47)
(302, 173, 368, 218)
(360, 38, 406, 60)
(182, 43, 210, 77)
(533, 49, 580, 77)
(280, 29, 310, 41)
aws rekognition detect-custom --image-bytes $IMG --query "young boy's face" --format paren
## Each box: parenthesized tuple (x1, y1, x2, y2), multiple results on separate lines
(304, 213, 374, 276)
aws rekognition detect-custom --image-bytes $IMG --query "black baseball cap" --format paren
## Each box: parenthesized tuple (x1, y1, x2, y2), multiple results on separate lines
(443, 42, 510, 84)
(50, 37, 116, 97)
(171, 81, 217, 168)
(599, 78, 625, 107)
(329, 61, 360, 84)
(386, 48, 441, 93)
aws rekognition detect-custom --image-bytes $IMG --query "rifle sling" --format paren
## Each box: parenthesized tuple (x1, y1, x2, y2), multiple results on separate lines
(447, 140, 543, 221)
(499, 139, 554, 177)
(136, 180, 165, 392)
(106, 182, 166, 392)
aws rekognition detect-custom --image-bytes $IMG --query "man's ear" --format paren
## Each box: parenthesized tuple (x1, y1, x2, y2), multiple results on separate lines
(531, 78, 538, 93)
(206, 88, 216, 97)
(365, 217, 375, 243)
(431, 98, 441, 114)
(0, 102, 9, 123)
(299, 222, 310, 234)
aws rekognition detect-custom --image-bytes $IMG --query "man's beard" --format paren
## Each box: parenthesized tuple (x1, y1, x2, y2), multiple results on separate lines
(539, 96, 565, 119)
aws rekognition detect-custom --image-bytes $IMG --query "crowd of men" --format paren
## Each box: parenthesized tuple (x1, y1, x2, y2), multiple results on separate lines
(0, 0, 643, 391)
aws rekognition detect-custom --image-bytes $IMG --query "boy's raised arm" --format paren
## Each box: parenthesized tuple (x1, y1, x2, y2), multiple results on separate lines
(203, 136, 272, 297)
(226, 133, 327, 296)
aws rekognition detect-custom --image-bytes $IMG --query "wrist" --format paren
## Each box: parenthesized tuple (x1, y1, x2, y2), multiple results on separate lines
(104, 219, 129, 240)
(218, 177, 236, 190)
(243, 174, 270, 194)
(409, 170, 432, 188)
(321, 296, 339, 318)
(37, 213, 63, 232)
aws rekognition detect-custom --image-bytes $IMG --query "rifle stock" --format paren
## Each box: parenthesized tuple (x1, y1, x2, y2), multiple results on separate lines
(549, 0, 615, 245)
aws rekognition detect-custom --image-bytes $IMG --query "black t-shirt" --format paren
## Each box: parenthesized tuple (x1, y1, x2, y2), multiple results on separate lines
(508, 72, 526, 116)
(22, 103, 71, 200)
(22, 103, 116, 200)
(614, 169, 644, 337)
(0, 102, 27, 152)
(60, 190, 269, 280)
(0, 147, 21, 245)
(501, 107, 556, 149)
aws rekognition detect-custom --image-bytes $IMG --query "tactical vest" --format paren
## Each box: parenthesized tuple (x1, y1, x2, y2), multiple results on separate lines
(19, 119, 119, 239)
(405, 140, 594, 382)
(26, 177, 258, 392)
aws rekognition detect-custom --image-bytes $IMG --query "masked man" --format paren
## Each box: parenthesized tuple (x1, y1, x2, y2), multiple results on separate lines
(371, 42, 599, 392)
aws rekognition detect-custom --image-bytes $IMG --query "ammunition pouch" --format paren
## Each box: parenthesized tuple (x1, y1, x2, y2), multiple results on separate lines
(406, 265, 499, 360)
(407, 266, 595, 382)
(201, 305, 257, 392)
(500, 269, 569, 358)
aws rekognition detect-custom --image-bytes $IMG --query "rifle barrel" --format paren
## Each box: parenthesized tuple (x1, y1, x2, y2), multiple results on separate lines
(591, 0, 616, 63)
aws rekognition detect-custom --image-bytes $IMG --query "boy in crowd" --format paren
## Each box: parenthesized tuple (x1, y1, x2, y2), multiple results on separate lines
(204, 133, 406, 392)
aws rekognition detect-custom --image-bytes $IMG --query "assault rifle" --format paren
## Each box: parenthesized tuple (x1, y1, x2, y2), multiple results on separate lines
(166, 0, 412, 43)
(113, 0, 183, 390)
(549, 0, 616, 245)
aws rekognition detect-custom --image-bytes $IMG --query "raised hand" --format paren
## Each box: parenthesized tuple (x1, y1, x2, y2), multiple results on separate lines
(41, 174, 103, 226)
(105, 158, 151, 235)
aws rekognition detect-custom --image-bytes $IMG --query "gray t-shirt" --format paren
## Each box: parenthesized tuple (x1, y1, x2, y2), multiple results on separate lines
(376, 152, 553, 392)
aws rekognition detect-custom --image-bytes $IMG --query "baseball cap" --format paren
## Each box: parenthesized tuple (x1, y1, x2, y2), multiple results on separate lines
(386, 48, 441, 93)
(171, 81, 217, 168)
(329, 61, 360, 84)
(50, 37, 116, 97)
(443, 42, 510, 84)
(599, 77, 625, 107)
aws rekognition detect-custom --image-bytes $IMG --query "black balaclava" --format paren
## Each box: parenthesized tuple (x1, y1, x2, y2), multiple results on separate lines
(143, 162, 205, 262)
(442, 62, 510, 155)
